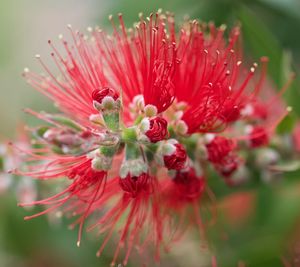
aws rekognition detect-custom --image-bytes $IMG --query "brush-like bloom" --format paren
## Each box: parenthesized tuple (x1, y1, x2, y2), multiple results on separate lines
(174, 22, 255, 134)
(16, 11, 293, 266)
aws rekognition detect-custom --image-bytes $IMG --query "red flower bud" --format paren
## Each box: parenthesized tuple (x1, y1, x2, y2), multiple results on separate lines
(206, 136, 236, 164)
(92, 87, 119, 104)
(249, 126, 269, 148)
(144, 117, 168, 143)
(216, 154, 241, 177)
(163, 143, 187, 170)
(119, 173, 150, 198)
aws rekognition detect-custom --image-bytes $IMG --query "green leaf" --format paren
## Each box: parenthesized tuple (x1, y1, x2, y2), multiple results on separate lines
(237, 5, 283, 83)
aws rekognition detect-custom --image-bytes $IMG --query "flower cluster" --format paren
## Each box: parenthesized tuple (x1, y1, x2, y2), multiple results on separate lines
(13, 12, 293, 265)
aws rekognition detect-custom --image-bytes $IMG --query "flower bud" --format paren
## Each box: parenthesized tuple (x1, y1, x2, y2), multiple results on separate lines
(92, 87, 121, 131)
(159, 140, 187, 170)
(205, 135, 236, 164)
(88, 149, 113, 171)
(246, 125, 269, 148)
(139, 117, 168, 143)
(92, 87, 119, 106)
(119, 158, 149, 197)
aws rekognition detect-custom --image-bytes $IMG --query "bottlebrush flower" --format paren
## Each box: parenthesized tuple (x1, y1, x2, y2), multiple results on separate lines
(15, 10, 293, 266)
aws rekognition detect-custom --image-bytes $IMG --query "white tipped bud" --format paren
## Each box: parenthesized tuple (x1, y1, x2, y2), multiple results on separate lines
(139, 118, 150, 133)
(101, 96, 115, 110)
(161, 140, 177, 156)
(119, 158, 148, 179)
(204, 133, 215, 144)
(175, 120, 188, 135)
(144, 104, 157, 117)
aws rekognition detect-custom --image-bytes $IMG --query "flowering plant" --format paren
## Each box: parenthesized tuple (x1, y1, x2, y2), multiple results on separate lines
(9, 11, 296, 266)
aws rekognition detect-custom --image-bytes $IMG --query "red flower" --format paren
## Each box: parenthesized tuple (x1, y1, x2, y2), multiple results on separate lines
(17, 11, 293, 265)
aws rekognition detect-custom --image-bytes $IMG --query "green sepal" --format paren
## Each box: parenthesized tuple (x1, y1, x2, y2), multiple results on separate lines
(122, 127, 137, 143)
(100, 146, 118, 157)
(125, 143, 140, 160)
(103, 112, 119, 132)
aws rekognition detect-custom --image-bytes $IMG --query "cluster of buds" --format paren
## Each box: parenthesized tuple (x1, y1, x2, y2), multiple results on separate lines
(13, 11, 296, 266)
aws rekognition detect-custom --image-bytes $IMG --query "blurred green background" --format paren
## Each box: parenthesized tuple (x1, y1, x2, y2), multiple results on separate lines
(0, 0, 300, 266)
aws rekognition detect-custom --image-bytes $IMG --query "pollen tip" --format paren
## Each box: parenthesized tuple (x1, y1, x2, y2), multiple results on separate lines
(250, 67, 255, 73)
(35, 54, 41, 59)
(23, 67, 30, 73)
(58, 34, 63, 40)
(96, 251, 101, 257)
(108, 14, 113, 20)
(253, 62, 258, 68)
(67, 24, 72, 29)
(286, 106, 293, 112)
(76, 241, 81, 247)
(87, 26, 93, 32)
